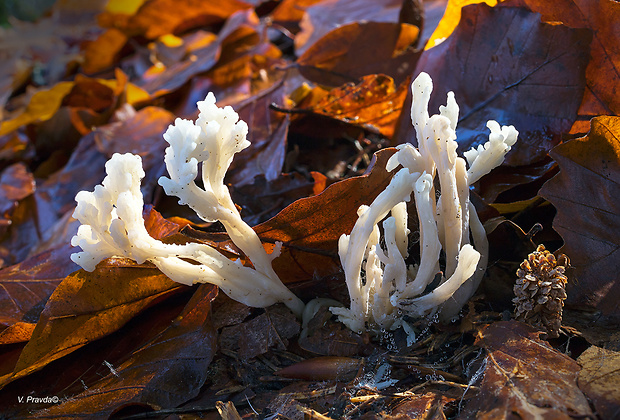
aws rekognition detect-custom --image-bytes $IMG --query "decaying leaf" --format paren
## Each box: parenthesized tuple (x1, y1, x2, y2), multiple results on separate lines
(26, 284, 217, 418)
(294, 0, 403, 56)
(465, 321, 592, 419)
(0, 244, 77, 331)
(299, 74, 410, 138)
(297, 21, 419, 87)
(411, 4, 591, 167)
(505, 0, 620, 127)
(539, 116, 620, 316)
(577, 345, 620, 420)
(253, 148, 396, 285)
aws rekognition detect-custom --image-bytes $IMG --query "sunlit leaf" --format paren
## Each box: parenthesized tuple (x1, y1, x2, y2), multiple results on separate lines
(425, 0, 497, 49)
(539, 116, 620, 315)
(577, 345, 620, 419)
(301, 74, 409, 138)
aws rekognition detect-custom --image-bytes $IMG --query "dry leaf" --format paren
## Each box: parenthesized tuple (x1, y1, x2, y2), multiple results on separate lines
(464, 321, 592, 418)
(539, 116, 620, 315)
(577, 345, 620, 419)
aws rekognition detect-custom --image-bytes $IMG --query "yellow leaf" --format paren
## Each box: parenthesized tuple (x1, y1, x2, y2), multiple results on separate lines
(0, 82, 74, 136)
(105, 0, 145, 15)
(426, 0, 498, 50)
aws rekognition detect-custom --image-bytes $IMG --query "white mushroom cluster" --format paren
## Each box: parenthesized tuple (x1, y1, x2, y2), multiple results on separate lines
(71, 93, 304, 316)
(71, 74, 516, 334)
(331, 72, 518, 333)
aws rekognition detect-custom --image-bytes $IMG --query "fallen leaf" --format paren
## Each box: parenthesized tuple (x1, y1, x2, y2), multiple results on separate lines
(425, 0, 497, 49)
(504, 0, 620, 125)
(219, 305, 300, 360)
(270, 0, 324, 31)
(577, 345, 620, 419)
(0, 163, 35, 232)
(300, 74, 410, 139)
(411, 4, 591, 168)
(294, 0, 403, 57)
(231, 171, 329, 226)
(81, 28, 129, 75)
(463, 321, 592, 419)
(26, 284, 217, 418)
(122, 0, 252, 40)
(253, 148, 396, 285)
(0, 244, 77, 331)
(0, 322, 36, 345)
(137, 9, 260, 97)
(0, 263, 184, 391)
(297, 22, 419, 87)
(0, 82, 74, 137)
(227, 77, 290, 186)
(539, 116, 620, 315)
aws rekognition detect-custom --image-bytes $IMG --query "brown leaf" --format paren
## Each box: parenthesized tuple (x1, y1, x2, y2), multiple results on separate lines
(504, 0, 620, 125)
(121, 0, 252, 39)
(0, 163, 35, 233)
(577, 345, 620, 419)
(464, 321, 592, 419)
(0, 261, 185, 390)
(294, 0, 403, 57)
(231, 171, 329, 226)
(27, 284, 217, 418)
(301, 74, 410, 139)
(539, 116, 620, 315)
(137, 9, 260, 97)
(270, 0, 324, 31)
(410, 4, 591, 169)
(219, 305, 300, 360)
(81, 28, 129, 75)
(0, 244, 77, 331)
(297, 22, 420, 87)
(253, 148, 396, 285)
(0, 322, 36, 345)
(227, 78, 290, 186)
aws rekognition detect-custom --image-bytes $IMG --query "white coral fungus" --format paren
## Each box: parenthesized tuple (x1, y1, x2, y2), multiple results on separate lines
(71, 93, 304, 316)
(331, 72, 518, 332)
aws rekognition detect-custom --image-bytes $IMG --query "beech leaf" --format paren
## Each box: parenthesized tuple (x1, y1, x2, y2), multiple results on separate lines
(539, 116, 620, 315)
(464, 321, 592, 419)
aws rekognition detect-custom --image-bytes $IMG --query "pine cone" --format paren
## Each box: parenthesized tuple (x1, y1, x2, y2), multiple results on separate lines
(513, 244, 569, 338)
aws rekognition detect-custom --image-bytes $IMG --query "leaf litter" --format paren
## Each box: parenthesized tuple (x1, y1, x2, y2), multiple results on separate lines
(0, 0, 619, 418)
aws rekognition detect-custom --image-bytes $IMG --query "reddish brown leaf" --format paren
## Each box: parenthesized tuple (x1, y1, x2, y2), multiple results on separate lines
(227, 77, 291, 186)
(0, 322, 35, 345)
(0, 244, 77, 331)
(219, 305, 300, 360)
(26, 284, 217, 418)
(253, 148, 396, 285)
(410, 4, 591, 169)
(301, 74, 410, 139)
(504, 0, 620, 124)
(297, 22, 420, 87)
(539, 116, 620, 315)
(0, 163, 35, 233)
(231, 171, 329, 226)
(0, 262, 185, 390)
(463, 321, 592, 419)
(270, 0, 324, 31)
(577, 345, 620, 420)
(122, 0, 252, 39)
(137, 9, 260, 97)
(294, 0, 403, 57)
(81, 28, 129, 75)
